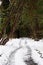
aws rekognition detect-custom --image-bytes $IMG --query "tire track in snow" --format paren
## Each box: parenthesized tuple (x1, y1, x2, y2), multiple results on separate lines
(6, 47, 22, 65)
(14, 47, 31, 65)
(6, 40, 31, 65)
(5, 39, 38, 65)
(35, 49, 43, 58)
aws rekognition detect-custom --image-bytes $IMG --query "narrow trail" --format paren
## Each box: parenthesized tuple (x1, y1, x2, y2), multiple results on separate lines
(6, 47, 22, 65)
(6, 46, 37, 65)
(0, 38, 43, 65)
(6, 40, 37, 65)
(6, 47, 31, 65)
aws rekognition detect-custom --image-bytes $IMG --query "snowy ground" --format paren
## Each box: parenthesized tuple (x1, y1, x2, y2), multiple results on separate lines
(0, 38, 43, 65)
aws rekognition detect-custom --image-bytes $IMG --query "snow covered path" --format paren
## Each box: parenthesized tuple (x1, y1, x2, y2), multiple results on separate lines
(6, 39, 31, 65)
(0, 38, 43, 65)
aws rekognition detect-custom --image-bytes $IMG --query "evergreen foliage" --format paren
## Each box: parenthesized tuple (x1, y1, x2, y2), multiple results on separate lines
(0, 0, 43, 39)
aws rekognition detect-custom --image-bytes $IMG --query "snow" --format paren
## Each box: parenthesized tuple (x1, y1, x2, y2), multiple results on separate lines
(0, 38, 43, 65)
(14, 47, 31, 65)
